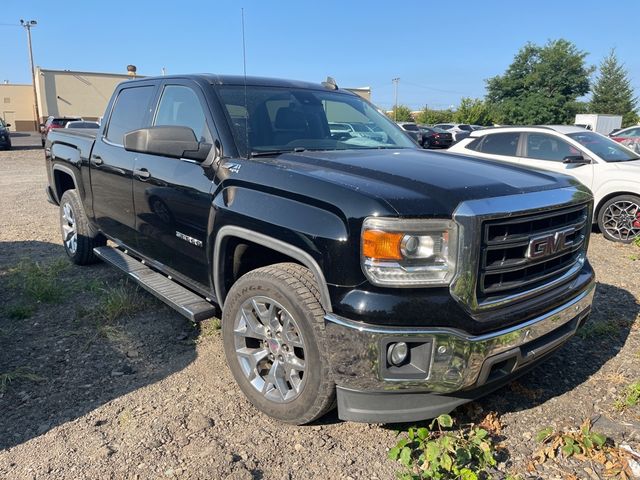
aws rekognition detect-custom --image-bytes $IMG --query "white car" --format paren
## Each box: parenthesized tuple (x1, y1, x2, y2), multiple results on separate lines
(448, 125, 640, 243)
(433, 123, 473, 143)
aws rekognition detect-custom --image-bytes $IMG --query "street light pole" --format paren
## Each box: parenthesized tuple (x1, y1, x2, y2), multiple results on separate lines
(20, 19, 40, 131)
(392, 77, 400, 121)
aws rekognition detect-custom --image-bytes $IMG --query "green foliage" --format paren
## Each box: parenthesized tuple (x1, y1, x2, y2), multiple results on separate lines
(388, 414, 498, 479)
(93, 283, 147, 322)
(575, 319, 619, 339)
(8, 258, 69, 303)
(0, 367, 45, 393)
(614, 380, 640, 411)
(453, 98, 494, 126)
(5, 304, 34, 320)
(535, 420, 607, 461)
(634, 235, 640, 248)
(590, 49, 639, 127)
(388, 104, 414, 122)
(486, 39, 593, 125)
(414, 106, 455, 125)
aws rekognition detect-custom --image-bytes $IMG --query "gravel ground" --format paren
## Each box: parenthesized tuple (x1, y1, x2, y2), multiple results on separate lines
(0, 135, 638, 479)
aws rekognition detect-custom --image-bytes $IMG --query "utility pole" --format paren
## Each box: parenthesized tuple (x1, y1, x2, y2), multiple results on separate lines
(20, 19, 39, 131)
(392, 77, 400, 121)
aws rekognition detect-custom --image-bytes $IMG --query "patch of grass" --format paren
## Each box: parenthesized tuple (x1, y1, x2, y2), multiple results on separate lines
(7, 258, 69, 304)
(197, 318, 221, 342)
(0, 367, 45, 393)
(388, 414, 499, 479)
(614, 380, 640, 411)
(534, 419, 635, 477)
(634, 236, 640, 248)
(5, 304, 34, 320)
(576, 320, 620, 340)
(95, 284, 146, 322)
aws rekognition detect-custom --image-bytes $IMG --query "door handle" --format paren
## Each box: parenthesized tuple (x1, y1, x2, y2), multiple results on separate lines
(91, 154, 103, 165)
(133, 168, 151, 180)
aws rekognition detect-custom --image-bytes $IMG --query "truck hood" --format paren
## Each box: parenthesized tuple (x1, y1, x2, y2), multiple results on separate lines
(272, 149, 579, 216)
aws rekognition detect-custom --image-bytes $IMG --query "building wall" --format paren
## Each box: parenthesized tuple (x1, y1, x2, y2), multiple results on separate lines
(35, 68, 136, 123)
(0, 84, 37, 132)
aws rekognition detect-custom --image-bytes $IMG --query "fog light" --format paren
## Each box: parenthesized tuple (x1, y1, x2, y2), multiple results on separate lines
(387, 342, 408, 366)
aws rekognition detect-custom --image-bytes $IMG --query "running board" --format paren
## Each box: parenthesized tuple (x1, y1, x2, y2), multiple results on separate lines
(93, 246, 216, 322)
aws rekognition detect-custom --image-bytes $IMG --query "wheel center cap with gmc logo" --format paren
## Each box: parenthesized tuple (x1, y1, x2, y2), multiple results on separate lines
(267, 339, 281, 354)
(526, 226, 576, 260)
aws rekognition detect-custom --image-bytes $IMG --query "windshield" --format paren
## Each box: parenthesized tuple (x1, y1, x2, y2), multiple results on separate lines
(216, 85, 416, 156)
(567, 131, 640, 162)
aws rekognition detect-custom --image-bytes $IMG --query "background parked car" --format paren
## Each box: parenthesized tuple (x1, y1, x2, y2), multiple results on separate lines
(396, 122, 424, 146)
(0, 118, 12, 150)
(609, 125, 640, 153)
(433, 123, 473, 143)
(448, 125, 640, 243)
(40, 116, 83, 147)
(64, 121, 100, 129)
(328, 122, 386, 142)
(418, 125, 453, 149)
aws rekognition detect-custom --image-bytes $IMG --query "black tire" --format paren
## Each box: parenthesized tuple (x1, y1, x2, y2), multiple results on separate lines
(222, 262, 335, 424)
(59, 189, 106, 264)
(597, 194, 640, 243)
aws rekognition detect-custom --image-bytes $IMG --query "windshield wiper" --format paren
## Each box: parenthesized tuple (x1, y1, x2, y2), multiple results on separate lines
(250, 147, 307, 157)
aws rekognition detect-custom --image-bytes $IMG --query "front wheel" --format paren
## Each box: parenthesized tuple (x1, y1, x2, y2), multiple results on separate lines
(222, 263, 335, 424)
(59, 189, 106, 264)
(597, 194, 640, 243)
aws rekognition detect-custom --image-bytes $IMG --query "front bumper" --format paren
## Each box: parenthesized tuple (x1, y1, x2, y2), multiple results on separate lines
(324, 280, 595, 422)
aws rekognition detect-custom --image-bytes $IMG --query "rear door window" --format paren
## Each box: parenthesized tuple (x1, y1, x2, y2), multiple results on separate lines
(105, 86, 155, 145)
(524, 133, 579, 162)
(478, 132, 520, 156)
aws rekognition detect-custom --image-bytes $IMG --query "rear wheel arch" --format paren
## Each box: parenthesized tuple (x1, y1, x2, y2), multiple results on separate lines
(213, 226, 332, 313)
(52, 165, 78, 201)
(594, 190, 640, 220)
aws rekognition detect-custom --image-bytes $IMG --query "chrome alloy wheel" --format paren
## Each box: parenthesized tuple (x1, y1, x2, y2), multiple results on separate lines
(61, 202, 78, 253)
(602, 199, 640, 241)
(233, 296, 306, 403)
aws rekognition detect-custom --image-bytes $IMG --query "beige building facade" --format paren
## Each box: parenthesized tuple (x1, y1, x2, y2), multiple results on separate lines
(0, 84, 37, 131)
(35, 68, 135, 125)
(3, 68, 373, 132)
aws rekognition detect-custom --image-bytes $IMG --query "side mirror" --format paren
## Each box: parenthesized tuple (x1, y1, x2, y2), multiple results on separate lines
(6, 123, 10, 127)
(562, 155, 590, 165)
(124, 126, 212, 162)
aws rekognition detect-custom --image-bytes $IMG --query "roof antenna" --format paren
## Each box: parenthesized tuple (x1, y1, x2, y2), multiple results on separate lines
(322, 76, 338, 90)
(241, 8, 250, 159)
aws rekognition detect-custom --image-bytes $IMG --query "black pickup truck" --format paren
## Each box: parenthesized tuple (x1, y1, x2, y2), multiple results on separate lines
(45, 74, 596, 424)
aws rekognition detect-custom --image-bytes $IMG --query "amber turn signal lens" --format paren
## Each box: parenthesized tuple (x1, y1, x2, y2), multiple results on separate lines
(362, 229, 403, 260)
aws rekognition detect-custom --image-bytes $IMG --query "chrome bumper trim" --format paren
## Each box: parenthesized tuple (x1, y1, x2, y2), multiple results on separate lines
(324, 281, 595, 393)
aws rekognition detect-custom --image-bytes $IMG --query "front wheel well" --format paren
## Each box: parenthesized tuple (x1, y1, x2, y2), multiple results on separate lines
(220, 237, 303, 303)
(214, 230, 332, 313)
(595, 191, 640, 220)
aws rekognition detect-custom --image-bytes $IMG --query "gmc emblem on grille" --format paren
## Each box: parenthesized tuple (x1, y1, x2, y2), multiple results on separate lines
(526, 227, 575, 260)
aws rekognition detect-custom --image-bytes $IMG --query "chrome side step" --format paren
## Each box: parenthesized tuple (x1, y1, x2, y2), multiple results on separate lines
(93, 246, 216, 322)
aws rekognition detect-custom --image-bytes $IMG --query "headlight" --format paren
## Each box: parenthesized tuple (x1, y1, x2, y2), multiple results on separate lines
(361, 217, 458, 287)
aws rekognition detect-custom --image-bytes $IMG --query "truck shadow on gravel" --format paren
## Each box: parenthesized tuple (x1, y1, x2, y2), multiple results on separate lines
(472, 281, 638, 417)
(0, 241, 200, 450)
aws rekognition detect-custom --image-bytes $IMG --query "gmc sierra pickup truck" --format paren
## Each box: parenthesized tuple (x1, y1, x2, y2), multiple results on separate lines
(45, 74, 596, 424)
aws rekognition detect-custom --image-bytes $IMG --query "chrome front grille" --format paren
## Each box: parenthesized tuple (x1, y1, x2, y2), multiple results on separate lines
(478, 203, 590, 302)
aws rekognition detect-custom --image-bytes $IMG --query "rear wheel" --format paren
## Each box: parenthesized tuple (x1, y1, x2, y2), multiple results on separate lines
(59, 189, 106, 264)
(222, 263, 335, 424)
(597, 194, 640, 243)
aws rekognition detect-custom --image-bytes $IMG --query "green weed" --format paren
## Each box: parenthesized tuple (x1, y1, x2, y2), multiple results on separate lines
(5, 304, 34, 320)
(0, 367, 45, 393)
(614, 380, 640, 411)
(8, 258, 69, 303)
(389, 414, 498, 480)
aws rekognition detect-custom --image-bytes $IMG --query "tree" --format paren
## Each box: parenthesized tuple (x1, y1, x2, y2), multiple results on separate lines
(387, 104, 414, 122)
(453, 98, 493, 125)
(590, 49, 638, 127)
(414, 106, 454, 125)
(486, 39, 593, 125)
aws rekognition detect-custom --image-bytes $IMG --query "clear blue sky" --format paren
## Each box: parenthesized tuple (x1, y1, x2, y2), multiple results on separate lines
(3, 0, 640, 111)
